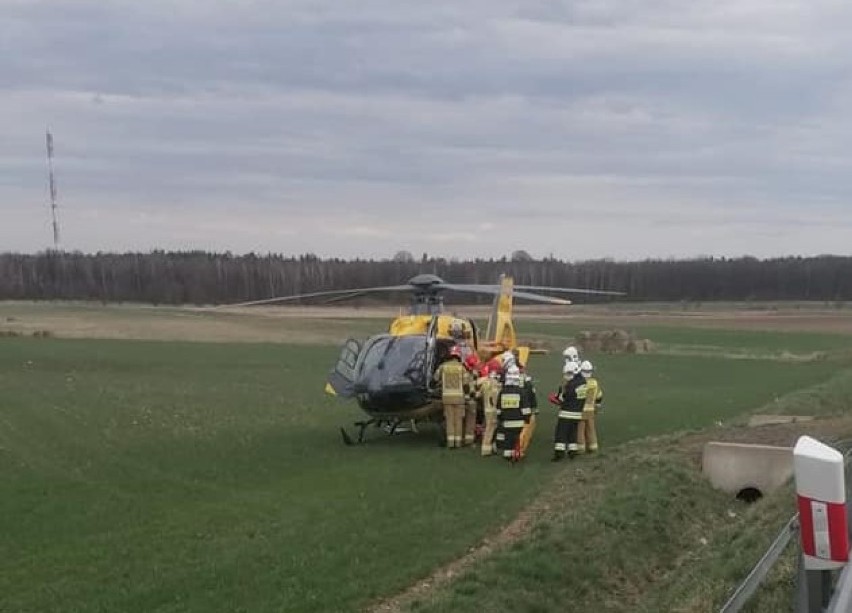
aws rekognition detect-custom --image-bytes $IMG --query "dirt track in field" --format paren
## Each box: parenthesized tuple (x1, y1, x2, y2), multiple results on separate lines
(2, 302, 852, 344)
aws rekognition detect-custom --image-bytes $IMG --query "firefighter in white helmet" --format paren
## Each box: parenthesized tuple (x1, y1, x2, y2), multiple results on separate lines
(494, 365, 529, 463)
(576, 360, 603, 453)
(549, 360, 584, 461)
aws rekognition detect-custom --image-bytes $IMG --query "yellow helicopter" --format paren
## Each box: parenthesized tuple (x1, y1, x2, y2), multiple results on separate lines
(230, 273, 622, 444)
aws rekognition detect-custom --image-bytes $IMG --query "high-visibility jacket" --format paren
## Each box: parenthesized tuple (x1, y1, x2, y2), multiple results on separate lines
(434, 360, 468, 400)
(579, 377, 603, 412)
(476, 375, 499, 413)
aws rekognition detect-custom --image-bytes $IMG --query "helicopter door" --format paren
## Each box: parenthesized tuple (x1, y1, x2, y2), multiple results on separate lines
(326, 338, 362, 398)
(424, 315, 439, 392)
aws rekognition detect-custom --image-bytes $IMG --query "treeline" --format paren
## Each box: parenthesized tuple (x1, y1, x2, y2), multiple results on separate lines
(1, 251, 851, 305)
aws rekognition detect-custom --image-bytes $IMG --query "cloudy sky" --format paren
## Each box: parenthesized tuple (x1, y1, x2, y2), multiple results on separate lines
(2, 0, 851, 260)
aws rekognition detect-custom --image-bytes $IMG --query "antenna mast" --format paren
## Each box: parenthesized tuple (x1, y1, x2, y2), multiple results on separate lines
(45, 128, 60, 249)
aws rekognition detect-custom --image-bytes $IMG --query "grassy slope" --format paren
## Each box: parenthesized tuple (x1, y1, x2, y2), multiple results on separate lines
(404, 438, 804, 613)
(0, 324, 848, 612)
(404, 359, 852, 612)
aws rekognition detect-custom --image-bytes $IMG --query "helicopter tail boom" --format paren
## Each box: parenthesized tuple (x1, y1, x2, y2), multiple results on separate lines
(484, 274, 517, 350)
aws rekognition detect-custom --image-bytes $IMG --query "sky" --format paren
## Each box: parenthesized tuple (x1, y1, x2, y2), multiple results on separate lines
(2, 0, 852, 260)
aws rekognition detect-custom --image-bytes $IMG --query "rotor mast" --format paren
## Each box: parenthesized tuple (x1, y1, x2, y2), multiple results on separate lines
(409, 292, 444, 315)
(406, 274, 446, 316)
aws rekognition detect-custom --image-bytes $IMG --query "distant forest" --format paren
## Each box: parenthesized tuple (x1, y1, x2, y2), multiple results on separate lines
(1, 251, 851, 305)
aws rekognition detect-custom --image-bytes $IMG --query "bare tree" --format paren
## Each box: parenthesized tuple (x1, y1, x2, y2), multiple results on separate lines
(392, 251, 415, 263)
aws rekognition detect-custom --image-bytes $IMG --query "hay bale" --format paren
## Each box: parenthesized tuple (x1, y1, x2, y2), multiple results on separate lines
(600, 329, 631, 353)
(574, 329, 653, 355)
(574, 331, 601, 354)
(627, 338, 655, 354)
(576, 330, 594, 342)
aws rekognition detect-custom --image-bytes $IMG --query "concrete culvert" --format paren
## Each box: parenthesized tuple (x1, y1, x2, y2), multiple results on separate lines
(701, 442, 793, 497)
(736, 487, 763, 504)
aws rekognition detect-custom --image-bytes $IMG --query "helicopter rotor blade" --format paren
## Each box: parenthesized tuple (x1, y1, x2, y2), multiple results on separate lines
(213, 275, 623, 308)
(321, 291, 371, 304)
(511, 290, 572, 305)
(434, 284, 572, 306)
(514, 285, 626, 296)
(216, 285, 412, 308)
(442, 283, 624, 298)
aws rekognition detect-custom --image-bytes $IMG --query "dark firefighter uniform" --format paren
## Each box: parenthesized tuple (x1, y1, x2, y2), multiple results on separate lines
(433, 355, 470, 448)
(577, 375, 603, 453)
(495, 370, 530, 462)
(552, 371, 585, 460)
(518, 371, 538, 457)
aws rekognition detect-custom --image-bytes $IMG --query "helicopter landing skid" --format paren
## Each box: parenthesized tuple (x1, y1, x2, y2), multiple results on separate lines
(340, 418, 419, 445)
(340, 419, 374, 445)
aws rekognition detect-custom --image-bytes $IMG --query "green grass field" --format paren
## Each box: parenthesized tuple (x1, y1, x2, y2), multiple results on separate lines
(1, 314, 851, 612)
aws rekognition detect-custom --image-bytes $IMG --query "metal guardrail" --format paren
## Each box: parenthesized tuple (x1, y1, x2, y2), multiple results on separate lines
(826, 561, 852, 612)
(719, 443, 852, 613)
(719, 515, 799, 613)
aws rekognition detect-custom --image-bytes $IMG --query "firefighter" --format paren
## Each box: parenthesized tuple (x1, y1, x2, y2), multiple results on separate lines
(550, 361, 584, 461)
(433, 346, 469, 449)
(517, 356, 538, 458)
(462, 354, 482, 447)
(476, 363, 501, 456)
(577, 360, 603, 453)
(495, 365, 529, 463)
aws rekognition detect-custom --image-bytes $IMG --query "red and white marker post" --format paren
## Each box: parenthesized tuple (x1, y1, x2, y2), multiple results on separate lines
(794, 436, 849, 571)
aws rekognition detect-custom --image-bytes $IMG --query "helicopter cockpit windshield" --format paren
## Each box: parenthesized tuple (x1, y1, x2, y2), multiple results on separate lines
(354, 334, 429, 397)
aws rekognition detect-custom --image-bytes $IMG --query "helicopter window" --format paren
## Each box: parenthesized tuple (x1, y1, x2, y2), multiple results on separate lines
(358, 336, 392, 375)
(357, 335, 428, 386)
